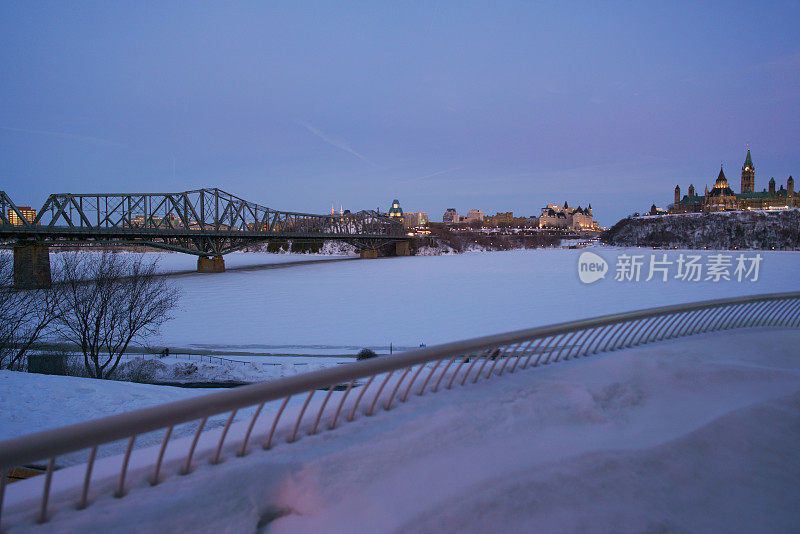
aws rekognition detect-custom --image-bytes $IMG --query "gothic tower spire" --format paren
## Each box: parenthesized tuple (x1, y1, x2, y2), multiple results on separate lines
(741, 148, 755, 193)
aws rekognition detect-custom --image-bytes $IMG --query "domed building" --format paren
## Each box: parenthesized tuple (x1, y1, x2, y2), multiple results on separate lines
(388, 199, 404, 221)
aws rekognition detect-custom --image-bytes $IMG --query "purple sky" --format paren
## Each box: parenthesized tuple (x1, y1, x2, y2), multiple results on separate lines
(1, 1, 799, 225)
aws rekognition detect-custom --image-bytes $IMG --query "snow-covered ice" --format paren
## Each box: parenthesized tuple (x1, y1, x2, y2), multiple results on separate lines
(153, 247, 800, 352)
(54, 250, 356, 275)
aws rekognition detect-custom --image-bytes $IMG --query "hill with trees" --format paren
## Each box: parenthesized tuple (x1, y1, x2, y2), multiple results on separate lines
(603, 210, 800, 249)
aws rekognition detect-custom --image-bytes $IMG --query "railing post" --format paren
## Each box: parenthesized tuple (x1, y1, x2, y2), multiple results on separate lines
(79, 446, 98, 508)
(0, 470, 6, 531)
(38, 457, 56, 524)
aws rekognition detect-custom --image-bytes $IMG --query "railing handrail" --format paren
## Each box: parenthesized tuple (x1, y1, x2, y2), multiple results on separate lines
(1, 290, 798, 471)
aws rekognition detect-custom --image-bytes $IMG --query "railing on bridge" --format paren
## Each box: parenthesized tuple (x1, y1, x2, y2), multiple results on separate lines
(1, 291, 799, 529)
(0, 189, 404, 255)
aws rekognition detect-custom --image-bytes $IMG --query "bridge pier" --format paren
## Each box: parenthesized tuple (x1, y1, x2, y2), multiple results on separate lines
(197, 255, 225, 273)
(359, 249, 378, 259)
(395, 241, 411, 256)
(13, 244, 52, 289)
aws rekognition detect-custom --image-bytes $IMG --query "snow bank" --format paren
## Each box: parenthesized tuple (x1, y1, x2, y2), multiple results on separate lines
(0, 371, 214, 466)
(114, 355, 341, 384)
(316, 241, 358, 256)
(0, 371, 203, 441)
(415, 244, 457, 255)
(3, 329, 799, 532)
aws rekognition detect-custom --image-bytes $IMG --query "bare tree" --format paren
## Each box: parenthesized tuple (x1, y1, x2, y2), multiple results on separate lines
(56, 253, 181, 379)
(0, 254, 63, 371)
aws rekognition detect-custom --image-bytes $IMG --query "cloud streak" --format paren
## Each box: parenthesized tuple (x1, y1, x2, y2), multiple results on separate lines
(298, 122, 375, 166)
(403, 166, 463, 182)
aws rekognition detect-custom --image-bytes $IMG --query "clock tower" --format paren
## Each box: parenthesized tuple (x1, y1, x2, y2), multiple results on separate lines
(741, 149, 755, 193)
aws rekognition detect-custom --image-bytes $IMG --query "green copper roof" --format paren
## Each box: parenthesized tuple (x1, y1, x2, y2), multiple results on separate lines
(389, 199, 403, 217)
(744, 149, 753, 168)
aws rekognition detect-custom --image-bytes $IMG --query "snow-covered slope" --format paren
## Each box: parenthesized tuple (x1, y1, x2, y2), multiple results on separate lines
(4, 328, 800, 533)
(0, 371, 204, 440)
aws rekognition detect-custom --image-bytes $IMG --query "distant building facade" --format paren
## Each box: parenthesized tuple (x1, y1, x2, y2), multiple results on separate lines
(403, 211, 429, 229)
(649, 204, 669, 215)
(7, 206, 36, 226)
(538, 202, 595, 230)
(443, 208, 459, 224)
(441, 209, 540, 228)
(673, 150, 797, 214)
(465, 209, 484, 223)
(484, 212, 514, 226)
(388, 199, 404, 220)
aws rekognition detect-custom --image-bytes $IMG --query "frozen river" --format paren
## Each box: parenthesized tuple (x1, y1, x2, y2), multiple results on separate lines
(147, 247, 800, 354)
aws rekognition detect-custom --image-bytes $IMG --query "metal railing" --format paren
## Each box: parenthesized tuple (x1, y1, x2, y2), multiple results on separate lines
(1, 291, 800, 529)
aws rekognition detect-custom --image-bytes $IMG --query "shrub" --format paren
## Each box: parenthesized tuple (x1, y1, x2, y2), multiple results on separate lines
(357, 349, 378, 360)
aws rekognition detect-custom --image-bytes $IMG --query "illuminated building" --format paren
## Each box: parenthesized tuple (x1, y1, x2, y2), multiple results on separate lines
(7, 206, 36, 226)
(388, 199, 403, 221)
(538, 202, 595, 230)
(672, 150, 797, 213)
(403, 212, 429, 229)
(484, 212, 514, 226)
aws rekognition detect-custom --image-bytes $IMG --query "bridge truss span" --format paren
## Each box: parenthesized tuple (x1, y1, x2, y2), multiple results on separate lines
(0, 189, 404, 256)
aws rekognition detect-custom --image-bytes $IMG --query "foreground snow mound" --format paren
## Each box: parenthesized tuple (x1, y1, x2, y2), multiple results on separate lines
(0, 371, 210, 466)
(5, 329, 799, 533)
(399, 391, 800, 534)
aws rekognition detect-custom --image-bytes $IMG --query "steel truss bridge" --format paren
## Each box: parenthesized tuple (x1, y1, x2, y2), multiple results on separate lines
(0, 189, 405, 256)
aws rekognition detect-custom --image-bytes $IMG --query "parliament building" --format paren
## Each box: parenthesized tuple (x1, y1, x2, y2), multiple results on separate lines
(672, 150, 797, 213)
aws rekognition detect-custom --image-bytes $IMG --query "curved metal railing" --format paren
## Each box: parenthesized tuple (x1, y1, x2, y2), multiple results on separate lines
(1, 291, 800, 529)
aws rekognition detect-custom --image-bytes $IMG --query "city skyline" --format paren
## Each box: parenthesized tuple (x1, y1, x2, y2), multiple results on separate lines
(1, 2, 799, 226)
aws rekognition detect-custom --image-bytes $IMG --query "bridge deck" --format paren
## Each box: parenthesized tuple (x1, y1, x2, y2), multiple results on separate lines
(0, 189, 405, 255)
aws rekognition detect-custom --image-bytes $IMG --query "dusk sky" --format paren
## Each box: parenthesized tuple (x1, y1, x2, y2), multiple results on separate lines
(1, 1, 799, 225)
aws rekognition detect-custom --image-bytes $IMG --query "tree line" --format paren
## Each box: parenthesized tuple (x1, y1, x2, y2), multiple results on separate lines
(0, 252, 180, 378)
